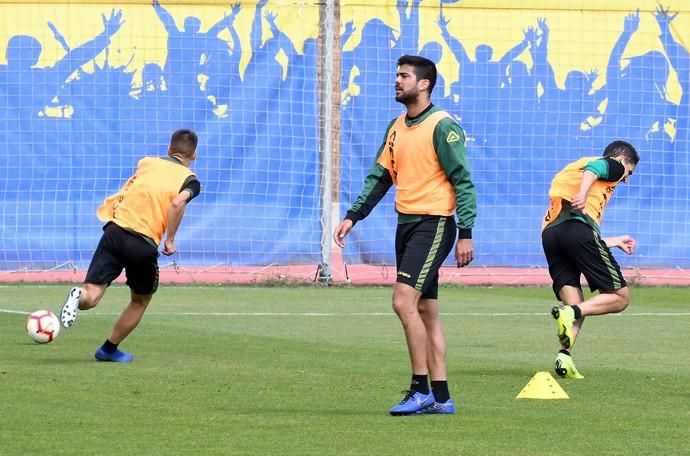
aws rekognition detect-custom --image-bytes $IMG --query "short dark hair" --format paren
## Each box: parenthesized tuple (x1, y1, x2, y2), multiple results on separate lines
(397, 55, 437, 95)
(603, 140, 639, 165)
(169, 129, 198, 158)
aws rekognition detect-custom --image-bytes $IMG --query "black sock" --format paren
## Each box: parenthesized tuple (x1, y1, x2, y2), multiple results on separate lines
(559, 348, 571, 356)
(571, 305, 582, 320)
(431, 380, 450, 403)
(410, 374, 429, 394)
(102, 339, 118, 354)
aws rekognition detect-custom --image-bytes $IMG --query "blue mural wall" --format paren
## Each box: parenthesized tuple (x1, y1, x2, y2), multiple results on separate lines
(0, 1, 689, 270)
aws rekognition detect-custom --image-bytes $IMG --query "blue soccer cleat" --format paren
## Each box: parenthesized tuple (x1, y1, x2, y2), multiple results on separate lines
(389, 390, 434, 416)
(416, 399, 456, 415)
(95, 347, 133, 363)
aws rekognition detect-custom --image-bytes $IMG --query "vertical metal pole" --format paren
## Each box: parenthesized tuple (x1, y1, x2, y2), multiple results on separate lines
(318, 0, 337, 283)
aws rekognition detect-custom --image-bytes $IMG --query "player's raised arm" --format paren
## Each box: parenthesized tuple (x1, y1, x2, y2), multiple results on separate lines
(571, 169, 598, 213)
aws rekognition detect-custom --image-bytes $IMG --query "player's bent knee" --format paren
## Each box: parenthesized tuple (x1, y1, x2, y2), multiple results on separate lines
(614, 287, 630, 312)
(81, 283, 106, 309)
(130, 293, 153, 308)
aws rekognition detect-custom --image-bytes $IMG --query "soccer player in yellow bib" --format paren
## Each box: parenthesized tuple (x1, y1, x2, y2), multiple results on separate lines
(60, 129, 201, 362)
(542, 141, 639, 379)
(334, 55, 476, 415)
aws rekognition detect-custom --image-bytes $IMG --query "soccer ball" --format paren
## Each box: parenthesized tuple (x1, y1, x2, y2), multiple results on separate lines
(26, 310, 61, 344)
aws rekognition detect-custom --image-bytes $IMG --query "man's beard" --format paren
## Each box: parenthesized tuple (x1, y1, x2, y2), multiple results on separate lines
(395, 89, 417, 104)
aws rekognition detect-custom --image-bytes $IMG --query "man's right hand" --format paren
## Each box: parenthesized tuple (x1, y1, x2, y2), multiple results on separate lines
(333, 219, 354, 248)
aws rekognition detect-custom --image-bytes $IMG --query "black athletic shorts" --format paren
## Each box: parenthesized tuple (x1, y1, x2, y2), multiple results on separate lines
(542, 220, 626, 299)
(395, 215, 456, 300)
(85, 222, 160, 295)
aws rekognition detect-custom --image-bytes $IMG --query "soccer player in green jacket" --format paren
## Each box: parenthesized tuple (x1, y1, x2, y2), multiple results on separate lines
(334, 55, 476, 415)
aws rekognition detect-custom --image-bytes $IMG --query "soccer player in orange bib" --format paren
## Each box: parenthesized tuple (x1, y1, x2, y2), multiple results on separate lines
(334, 55, 476, 415)
(542, 140, 639, 378)
(60, 129, 201, 362)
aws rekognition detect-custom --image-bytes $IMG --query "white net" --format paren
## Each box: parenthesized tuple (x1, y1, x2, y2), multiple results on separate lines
(1, 0, 689, 277)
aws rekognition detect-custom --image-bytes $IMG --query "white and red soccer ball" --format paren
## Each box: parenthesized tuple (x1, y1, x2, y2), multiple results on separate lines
(25, 310, 60, 344)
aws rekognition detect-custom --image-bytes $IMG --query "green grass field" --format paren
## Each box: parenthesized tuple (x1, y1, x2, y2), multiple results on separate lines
(1, 284, 688, 455)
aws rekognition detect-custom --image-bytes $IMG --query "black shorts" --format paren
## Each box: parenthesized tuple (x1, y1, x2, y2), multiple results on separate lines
(395, 215, 456, 300)
(85, 222, 160, 295)
(542, 220, 626, 299)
